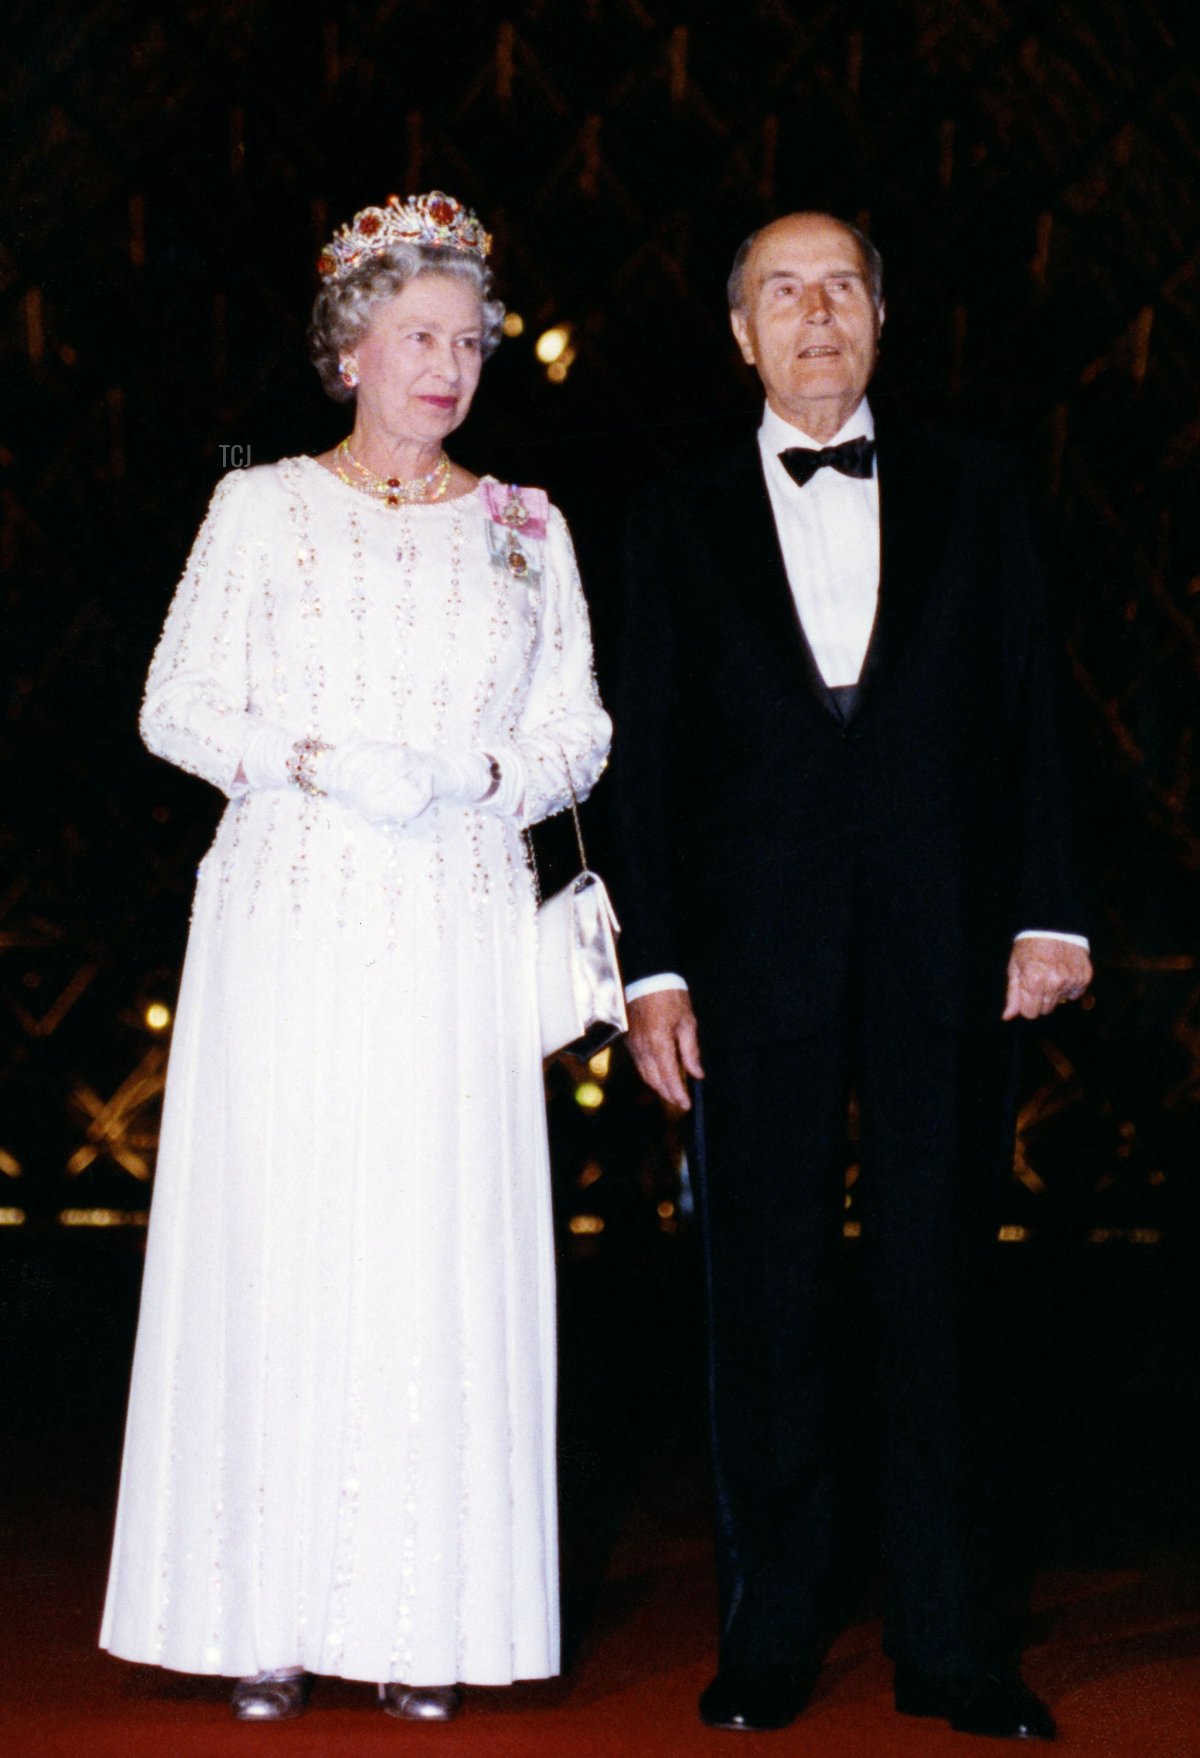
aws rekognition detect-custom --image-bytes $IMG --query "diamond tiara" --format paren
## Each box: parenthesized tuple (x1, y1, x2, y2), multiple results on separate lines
(318, 191, 492, 281)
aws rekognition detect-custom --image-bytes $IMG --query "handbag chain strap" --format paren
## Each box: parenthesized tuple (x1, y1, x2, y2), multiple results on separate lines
(564, 761, 588, 872)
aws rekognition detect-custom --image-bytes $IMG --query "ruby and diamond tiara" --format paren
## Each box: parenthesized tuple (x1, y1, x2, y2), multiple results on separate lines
(318, 191, 491, 281)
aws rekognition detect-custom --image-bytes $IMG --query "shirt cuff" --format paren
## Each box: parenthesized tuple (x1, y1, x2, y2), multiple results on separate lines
(1014, 930, 1091, 952)
(624, 972, 689, 1002)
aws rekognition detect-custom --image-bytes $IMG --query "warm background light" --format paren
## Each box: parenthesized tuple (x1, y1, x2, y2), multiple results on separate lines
(535, 323, 571, 364)
(59, 1208, 150, 1227)
(144, 1002, 171, 1031)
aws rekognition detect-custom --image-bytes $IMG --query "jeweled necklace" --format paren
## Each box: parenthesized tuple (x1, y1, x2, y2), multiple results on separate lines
(334, 438, 452, 507)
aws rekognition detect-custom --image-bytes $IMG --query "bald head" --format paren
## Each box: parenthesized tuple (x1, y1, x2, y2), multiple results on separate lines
(728, 213, 883, 312)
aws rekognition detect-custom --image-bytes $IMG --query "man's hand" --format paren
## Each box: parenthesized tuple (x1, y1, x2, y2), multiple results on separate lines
(1002, 937, 1093, 1021)
(626, 989, 705, 1110)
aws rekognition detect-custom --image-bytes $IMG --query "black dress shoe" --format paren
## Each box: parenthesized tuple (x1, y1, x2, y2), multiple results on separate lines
(895, 1666, 1056, 1740)
(699, 1664, 815, 1732)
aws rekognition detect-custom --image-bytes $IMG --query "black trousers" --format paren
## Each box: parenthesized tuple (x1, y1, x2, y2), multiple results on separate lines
(690, 929, 1019, 1677)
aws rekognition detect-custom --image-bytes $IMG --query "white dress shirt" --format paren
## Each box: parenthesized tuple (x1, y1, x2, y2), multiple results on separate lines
(625, 400, 1086, 1003)
(759, 399, 880, 686)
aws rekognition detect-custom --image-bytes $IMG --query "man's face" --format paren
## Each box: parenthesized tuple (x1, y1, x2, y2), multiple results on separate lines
(730, 214, 883, 435)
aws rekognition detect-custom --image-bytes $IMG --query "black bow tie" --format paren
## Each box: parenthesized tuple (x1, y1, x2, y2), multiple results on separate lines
(778, 435, 875, 488)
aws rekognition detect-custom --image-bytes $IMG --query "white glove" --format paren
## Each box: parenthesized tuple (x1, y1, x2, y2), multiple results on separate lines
(317, 737, 434, 827)
(424, 748, 497, 804)
(420, 747, 527, 815)
(238, 722, 295, 791)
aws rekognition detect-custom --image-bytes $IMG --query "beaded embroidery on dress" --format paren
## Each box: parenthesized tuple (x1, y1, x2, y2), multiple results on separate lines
(100, 459, 611, 1685)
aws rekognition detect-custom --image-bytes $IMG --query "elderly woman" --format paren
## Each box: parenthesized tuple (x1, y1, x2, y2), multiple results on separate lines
(101, 192, 611, 1723)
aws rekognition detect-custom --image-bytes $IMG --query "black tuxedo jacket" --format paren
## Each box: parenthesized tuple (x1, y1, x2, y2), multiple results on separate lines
(608, 420, 1093, 1043)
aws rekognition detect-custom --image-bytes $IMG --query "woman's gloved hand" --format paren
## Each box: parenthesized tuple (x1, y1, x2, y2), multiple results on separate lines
(424, 749, 498, 805)
(317, 738, 435, 827)
(421, 747, 527, 815)
(238, 722, 295, 791)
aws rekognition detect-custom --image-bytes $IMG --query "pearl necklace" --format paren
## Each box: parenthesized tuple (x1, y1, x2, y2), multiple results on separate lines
(334, 438, 453, 507)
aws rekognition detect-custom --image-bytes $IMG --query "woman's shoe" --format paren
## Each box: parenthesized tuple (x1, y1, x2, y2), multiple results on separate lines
(377, 1682, 463, 1721)
(230, 1669, 309, 1720)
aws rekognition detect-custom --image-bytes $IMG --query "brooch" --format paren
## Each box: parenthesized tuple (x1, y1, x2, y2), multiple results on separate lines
(482, 481, 549, 584)
(501, 489, 531, 529)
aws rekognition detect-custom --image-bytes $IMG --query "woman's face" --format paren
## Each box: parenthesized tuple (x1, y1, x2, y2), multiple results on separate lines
(347, 272, 485, 446)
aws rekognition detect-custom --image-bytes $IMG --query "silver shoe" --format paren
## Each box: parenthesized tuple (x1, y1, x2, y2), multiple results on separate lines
(230, 1669, 309, 1720)
(377, 1682, 463, 1721)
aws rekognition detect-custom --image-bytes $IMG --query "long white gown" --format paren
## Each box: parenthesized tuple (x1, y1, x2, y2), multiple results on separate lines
(100, 458, 611, 1686)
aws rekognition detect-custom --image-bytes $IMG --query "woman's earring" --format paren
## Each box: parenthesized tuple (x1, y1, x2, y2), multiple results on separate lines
(340, 360, 359, 388)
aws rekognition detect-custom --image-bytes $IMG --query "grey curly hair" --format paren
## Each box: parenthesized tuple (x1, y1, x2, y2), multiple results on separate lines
(308, 245, 505, 403)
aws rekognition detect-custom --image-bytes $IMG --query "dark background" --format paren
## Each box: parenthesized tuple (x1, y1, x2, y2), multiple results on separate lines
(3, 0, 1197, 1251)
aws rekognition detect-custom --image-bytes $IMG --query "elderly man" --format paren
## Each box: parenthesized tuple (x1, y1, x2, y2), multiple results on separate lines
(609, 212, 1092, 1736)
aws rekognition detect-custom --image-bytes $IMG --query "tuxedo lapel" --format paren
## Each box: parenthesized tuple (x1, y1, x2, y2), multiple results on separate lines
(858, 421, 955, 701)
(710, 436, 844, 720)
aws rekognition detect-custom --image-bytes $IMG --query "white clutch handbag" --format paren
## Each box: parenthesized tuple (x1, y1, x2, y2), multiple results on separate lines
(532, 769, 628, 1059)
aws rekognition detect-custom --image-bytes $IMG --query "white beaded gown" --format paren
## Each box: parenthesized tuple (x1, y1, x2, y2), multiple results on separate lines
(100, 458, 611, 1685)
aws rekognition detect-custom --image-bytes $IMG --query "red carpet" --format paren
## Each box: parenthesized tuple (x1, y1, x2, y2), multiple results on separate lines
(4, 1483, 1199, 1758)
(4, 1240, 1199, 1757)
